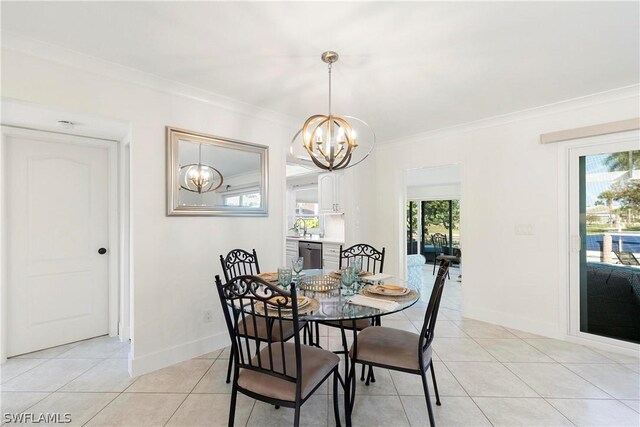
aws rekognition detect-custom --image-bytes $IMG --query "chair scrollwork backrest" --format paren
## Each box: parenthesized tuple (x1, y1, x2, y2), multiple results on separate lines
(431, 233, 448, 256)
(339, 243, 386, 274)
(214, 274, 303, 394)
(220, 249, 261, 281)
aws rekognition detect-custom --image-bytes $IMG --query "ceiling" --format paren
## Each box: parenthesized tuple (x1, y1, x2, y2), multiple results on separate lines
(2, 2, 638, 142)
(179, 139, 260, 178)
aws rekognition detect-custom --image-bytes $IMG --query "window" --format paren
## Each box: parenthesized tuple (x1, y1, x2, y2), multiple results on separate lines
(295, 202, 320, 231)
(223, 191, 261, 208)
(406, 199, 460, 264)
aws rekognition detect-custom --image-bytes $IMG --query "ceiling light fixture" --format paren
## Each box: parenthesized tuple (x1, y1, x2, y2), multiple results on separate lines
(179, 143, 223, 194)
(290, 51, 375, 171)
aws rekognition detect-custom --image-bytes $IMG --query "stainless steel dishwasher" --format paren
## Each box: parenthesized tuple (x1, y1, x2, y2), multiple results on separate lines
(299, 241, 323, 269)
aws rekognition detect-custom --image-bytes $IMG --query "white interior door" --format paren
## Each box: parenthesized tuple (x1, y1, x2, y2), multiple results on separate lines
(6, 133, 110, 356)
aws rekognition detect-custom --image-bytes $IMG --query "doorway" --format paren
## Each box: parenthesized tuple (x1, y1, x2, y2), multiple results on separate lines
(403, 164, 461, 278)
(407, 200, 460, 264)
(2, 127, 120, 357)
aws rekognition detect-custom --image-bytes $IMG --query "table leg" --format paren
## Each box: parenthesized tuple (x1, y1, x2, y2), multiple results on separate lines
(339, 319, 358, 427)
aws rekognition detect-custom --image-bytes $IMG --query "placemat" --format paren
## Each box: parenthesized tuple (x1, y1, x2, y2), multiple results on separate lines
(257, 272, 278, 281)
(360, 286, 418, 303)
(329, 271, 373, 279)
(253, 297, 320, 317)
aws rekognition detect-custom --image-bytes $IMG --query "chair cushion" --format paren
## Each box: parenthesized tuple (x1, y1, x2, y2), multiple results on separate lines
(321, 318, 373, 331)
(237, 342, 339, 401)
(349, 326, 432, 372)
(237, 316, 297, 342)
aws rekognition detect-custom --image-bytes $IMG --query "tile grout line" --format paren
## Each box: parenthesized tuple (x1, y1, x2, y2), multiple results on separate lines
(81, 389, 123, 426)
(386, 366, 413, 427)
(539, 396, 579, 426)
(0, 358, 49, 385)
(73, 341, 134, 426)
(160, 356, 216, 426)
(557, 362, 626, 401)
(75, 342, 133, 426)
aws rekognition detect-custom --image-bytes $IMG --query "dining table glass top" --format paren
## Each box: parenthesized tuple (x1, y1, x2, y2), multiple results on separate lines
(284, 268, 421, 322)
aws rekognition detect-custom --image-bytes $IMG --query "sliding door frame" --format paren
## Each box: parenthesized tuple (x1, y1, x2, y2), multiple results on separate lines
(562, 130, 639, 352)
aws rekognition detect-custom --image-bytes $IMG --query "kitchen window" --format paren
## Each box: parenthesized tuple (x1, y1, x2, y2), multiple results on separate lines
(296, 202, 321, 232)
(224, 191, 261, 207)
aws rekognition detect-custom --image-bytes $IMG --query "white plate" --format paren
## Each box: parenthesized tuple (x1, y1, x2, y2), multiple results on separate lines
(367, 285, 410, 296)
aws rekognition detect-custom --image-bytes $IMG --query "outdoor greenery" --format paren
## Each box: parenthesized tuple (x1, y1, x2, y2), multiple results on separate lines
(303, 217, 320, 229)
(407, 200, 461, 244)
(604, 150, 640, 171)
(588, 150, 639, 233)
(422, 200, 460, 231)
(407, 201, 418, 240)
(597, 150, 640, 216)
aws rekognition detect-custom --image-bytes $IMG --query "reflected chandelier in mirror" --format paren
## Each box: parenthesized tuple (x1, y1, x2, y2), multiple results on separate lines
(167, 127, 268, 216)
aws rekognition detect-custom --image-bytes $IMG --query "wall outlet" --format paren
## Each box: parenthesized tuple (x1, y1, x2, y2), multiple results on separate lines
(203, 309, 213, 323)
(514, 223, 535, 236)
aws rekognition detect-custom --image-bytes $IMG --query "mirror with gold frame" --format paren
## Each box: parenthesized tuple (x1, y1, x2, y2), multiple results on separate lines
(167, 127, 268, 216)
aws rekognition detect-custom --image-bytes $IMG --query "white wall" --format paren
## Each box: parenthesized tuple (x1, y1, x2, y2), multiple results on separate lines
(1, 46, 295, 375)
(407, 183, 461, 201)
(369, 86, 639, 339)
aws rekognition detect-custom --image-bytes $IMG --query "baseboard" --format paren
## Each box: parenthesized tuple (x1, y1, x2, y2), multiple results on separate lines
(565, 334, 640, 356)
(462, 305, 563, 340)
(129, 332, 230, 377)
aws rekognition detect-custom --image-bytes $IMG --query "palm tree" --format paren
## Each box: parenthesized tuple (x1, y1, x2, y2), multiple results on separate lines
(598, 189, 616, 224)
(604, 150, 640, 172)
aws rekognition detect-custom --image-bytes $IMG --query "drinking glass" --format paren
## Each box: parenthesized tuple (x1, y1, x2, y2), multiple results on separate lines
(278, 267, 293, 289)
(292, 257, 304, 281)
(341, 268, 356, 296)
(352, 258, 363, 274)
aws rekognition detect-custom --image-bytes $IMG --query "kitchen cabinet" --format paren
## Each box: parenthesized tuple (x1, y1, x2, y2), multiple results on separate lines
(322, 242, 341, 271)
(286, 238, 299, 262)
(318, 172, 344, 214)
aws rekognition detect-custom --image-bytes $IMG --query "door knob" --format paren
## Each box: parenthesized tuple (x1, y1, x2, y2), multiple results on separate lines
(98, 248, 107, 255)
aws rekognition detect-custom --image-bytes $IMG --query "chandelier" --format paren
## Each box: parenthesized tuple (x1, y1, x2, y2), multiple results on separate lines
(290, 51, 375, 171)
(179, 143, 223, 194)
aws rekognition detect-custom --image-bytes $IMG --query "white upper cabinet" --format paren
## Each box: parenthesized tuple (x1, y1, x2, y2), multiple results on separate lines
(318, 172, 344, 213)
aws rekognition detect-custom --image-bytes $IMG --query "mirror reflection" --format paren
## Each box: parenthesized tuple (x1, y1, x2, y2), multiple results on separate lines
(167, 128, 268, 216)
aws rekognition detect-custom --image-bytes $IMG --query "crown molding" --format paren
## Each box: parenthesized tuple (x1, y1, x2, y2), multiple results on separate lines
(1, 31, 298, 129)
(379, 84, 640, 150)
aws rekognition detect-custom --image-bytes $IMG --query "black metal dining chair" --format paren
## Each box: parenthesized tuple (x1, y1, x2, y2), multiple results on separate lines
(220, 248, 261, 280)
(321, 243, 386, 385)
(215, 274, 341, 427)
(220, 249, 304, 384)
(339, 243, 386, 274)
(348, 259, 452, 427)
(431, 234, 454, 279)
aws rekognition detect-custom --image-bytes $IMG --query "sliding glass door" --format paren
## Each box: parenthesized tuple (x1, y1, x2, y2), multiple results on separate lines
(407, 201, 419, 254)
(569, 136, 639, 345)
(406, 199, 460, 265)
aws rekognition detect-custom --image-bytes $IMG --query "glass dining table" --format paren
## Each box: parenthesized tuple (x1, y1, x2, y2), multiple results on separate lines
(290, 269, 421, 426)
(291, 268, 420, 319)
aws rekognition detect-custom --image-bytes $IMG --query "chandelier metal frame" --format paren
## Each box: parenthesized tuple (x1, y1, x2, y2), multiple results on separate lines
(179, 143, 224, 194)
(291, 51, 375, 171)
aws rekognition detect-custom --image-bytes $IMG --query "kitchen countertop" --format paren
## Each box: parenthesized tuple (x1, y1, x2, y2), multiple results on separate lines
(286, 235, 345, 244)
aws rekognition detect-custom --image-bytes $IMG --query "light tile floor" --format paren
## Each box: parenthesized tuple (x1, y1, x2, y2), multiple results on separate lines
(2, 267, 639, 426)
